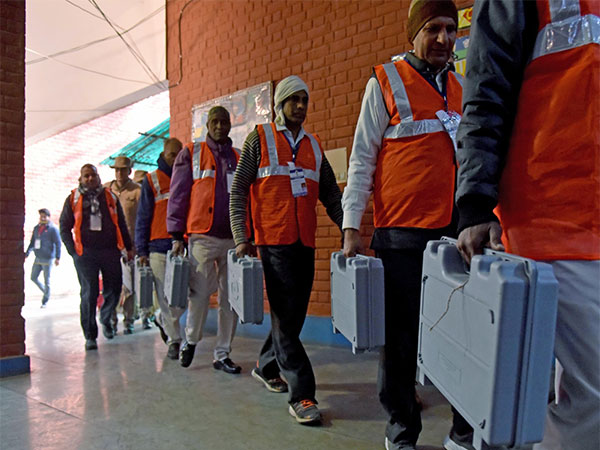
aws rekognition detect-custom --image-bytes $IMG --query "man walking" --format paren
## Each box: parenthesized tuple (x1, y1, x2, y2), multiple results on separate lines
(342, 1, 472, 448)
(25, 208, 61, 308)
(167, 106, 242, 374)
(60, 164, 133, 351)
(455, 1, 600, 448)
(104, 156, 143, 334)
(136, 137, 184, 359)
(230, 75, 343, 425)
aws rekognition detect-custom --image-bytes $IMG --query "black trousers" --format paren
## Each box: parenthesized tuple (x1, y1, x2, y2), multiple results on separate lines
(73, 248, 122, 340)
(257, 241, 316, 404)
(376, 249, 473, 446)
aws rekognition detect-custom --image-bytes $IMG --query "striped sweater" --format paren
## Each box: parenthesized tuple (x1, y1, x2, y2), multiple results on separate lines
(229, 128, 343, 246)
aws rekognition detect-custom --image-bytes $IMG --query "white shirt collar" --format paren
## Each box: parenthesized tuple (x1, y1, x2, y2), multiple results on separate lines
(275, 122, 306, 148)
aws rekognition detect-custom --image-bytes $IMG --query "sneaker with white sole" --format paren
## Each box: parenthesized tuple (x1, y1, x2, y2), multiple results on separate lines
(443, 434, 476, 450)
(288, 399, 321, 424)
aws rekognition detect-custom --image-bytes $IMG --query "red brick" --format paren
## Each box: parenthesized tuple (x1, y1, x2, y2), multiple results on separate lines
(0, 343, 25, 358)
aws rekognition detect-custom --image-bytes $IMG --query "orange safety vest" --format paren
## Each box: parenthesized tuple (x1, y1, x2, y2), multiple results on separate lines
(146, 169, 171, 241)
(186, 141, 241, 234)
(498, 0, 600, 260)
(373, 59, 463, 229)
(70, 187, 125, 256)
(251, 123, 323, 247)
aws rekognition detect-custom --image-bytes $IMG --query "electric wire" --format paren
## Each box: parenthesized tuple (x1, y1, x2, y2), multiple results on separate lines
(27, 5, 164, 65)
(87, 0, 164, 87)
(64, 0, 107, 21)
(87, 0, 166, 88)
(169, 0, 197, 88)
(25, 47, 152, 84)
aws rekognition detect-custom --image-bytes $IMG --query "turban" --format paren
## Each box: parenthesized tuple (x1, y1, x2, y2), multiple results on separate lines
(274, 75, 309, 126)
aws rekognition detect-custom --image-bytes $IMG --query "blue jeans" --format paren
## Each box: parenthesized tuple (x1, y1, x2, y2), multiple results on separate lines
(31, 258, 52, 304)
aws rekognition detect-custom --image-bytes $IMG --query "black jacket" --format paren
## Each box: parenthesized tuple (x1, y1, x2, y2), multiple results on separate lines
(59, 187, 132, 257)
(455, 0, 539, 231)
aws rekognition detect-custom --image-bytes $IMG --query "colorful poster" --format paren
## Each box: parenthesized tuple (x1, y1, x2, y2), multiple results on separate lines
(454, 35, 470, 76)
(458, 6, 473, 30)
(191, 81, 273, 148)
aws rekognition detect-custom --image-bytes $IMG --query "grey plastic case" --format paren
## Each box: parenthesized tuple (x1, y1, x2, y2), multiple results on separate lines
(164, 250, 190, 309)
(134, 257, 154, 309)
(330, 251, 385, 354)
(417, 238, 558, 449)
(227, 249, 264, 325)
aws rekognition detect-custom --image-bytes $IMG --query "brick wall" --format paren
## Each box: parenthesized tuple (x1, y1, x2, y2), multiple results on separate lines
(166, 0, 470, 316)
(0, 0, 26, 357)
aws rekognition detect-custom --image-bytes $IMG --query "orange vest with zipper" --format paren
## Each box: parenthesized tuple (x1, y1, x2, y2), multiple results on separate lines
(146, 169, 171, 240)
(497, 0, 600, 260)
(251, 123, 323, 247)
(186, 141, 241, 234)
(70, 188, 125, 256)
(373, 59, 462, 229)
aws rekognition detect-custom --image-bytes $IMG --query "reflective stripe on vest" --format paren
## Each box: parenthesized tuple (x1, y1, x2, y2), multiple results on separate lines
(380, 61, 463, 139)
(150, 171, 169, 202)
(147, 170, 171, 241)
(372, 59, 462, 229)
(251, 123, 323, 247)
(70, 188, 125, 256)
(533, 0, 600, 60)
(186, 141, 241, 234)
(192, 143, 215, 180)
(498, 0, 599, 260)
(256, 124, 322, 182)
(191, 142, 240, 179)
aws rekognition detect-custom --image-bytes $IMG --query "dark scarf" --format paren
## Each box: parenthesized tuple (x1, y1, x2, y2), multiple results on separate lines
(78, 184, 104, 217)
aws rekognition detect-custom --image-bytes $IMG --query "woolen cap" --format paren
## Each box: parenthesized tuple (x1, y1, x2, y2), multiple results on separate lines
(407, 0, 458, 44)
(110, 156, 133, 169)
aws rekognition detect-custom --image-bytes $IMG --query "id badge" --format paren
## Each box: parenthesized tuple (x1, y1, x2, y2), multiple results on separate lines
(287, 162, 308, 198)
(436, 110, 461, 152)
(90, 213, 102, 231)
(227, 171, 234, 194)
(34, 239, 41, 249)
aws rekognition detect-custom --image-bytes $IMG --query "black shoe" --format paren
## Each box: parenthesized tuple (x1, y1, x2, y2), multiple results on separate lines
(251, 368, 288, 393)
(102, 324, 114, 339)
(153, 317, 168, 344)
(288, 399, 321, 424)
(142, 317, 151, 330)
(179, 342, 196, 367)
(213, 358, 242, 374)
(167, 342, 180, 360)
(85, 339, 98, 351)
(123, 323, 134, 335)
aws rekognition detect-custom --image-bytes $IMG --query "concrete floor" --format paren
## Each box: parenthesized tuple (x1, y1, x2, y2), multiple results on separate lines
(0, 288, 457, 450)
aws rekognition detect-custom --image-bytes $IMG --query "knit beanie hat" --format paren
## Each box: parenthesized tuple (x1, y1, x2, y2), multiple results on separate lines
(407, 0, 458, 44)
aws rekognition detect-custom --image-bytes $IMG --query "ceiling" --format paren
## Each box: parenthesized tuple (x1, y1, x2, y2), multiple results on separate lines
(25, 0, 167, 146)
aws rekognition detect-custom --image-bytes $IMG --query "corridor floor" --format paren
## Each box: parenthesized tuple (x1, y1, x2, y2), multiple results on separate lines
(0, 292, 455, 450)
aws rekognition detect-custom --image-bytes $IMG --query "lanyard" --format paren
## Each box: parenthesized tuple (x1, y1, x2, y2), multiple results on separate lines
(283, 133, 301, 163)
